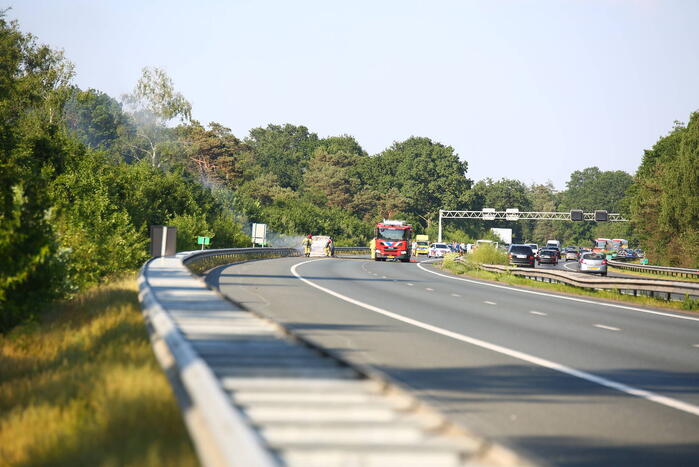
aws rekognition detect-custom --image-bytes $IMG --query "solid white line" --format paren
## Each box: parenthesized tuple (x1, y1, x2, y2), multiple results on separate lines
(416, 262, 699, 322)
(291, 259, 699, 417)
(594, 324, 621, 332)
(484, 301, 496, 305)
(563, 262, 578, 272)
(530, 311, 547, 316)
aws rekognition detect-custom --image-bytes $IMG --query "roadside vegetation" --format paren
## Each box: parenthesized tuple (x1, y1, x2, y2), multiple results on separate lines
(0, 276, 198, 466)
(440, 254, 699, 312)
(2, 12, 697, 332)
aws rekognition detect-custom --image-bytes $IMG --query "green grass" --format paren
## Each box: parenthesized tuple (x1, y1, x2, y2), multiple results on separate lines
(439, 257, 699, 313)
(608, 265, 699, 283)
(0, 275, 198, 467)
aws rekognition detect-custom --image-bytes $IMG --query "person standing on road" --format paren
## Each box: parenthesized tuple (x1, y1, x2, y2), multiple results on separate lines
(302, 234, 312, 257)
(325, 237, 334, 257)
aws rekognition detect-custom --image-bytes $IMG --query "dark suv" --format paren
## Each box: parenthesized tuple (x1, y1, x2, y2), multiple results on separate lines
(508, 244, 535, 268)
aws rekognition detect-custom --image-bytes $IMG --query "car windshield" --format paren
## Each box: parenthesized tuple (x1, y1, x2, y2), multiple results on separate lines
(378, 228, 409, 240)
(433, 244, 448, 249)
(540, 250, 554, 255)
(582, 253, 605, 260)
(416, 242, 428, 246)
(510, 246, 532, 254)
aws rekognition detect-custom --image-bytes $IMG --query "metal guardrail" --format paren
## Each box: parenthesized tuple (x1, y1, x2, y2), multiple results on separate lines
(479, 264, 699, 301)
(139, 249, 525, 467)
(333, 246, 370, 255)
(184, 247, 300, 274)
(607, 260, 699, 280)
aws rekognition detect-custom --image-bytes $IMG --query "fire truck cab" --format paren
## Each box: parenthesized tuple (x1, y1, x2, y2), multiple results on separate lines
(371, 220, 412, 262)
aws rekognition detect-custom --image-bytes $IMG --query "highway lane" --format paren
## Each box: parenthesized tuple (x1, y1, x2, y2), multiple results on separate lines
(206, 256, 699, 466)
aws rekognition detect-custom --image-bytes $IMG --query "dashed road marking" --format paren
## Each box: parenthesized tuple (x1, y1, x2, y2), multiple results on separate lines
(292, 259, 699, 417)
(692, 344, 699, 349)
(407, 283, 414, 286)
(530, 311, 547, 316)
(484, 301, 496, 305)
(594, 324, 621, 332)
(425, 288, 434, 291)
(416, 261, 699, 322)
(451, 293, 461, 297)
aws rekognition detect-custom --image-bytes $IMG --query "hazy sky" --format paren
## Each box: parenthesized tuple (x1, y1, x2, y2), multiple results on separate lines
(10, 0, 699, 189)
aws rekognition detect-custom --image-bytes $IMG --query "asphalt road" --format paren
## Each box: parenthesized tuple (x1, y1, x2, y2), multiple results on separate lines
(206, 256, 699, 466)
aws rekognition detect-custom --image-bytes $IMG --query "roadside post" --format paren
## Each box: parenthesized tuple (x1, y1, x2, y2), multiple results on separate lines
(150, 225, 177, 258)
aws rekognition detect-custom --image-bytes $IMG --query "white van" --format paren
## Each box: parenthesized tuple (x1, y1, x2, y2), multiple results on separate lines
(546, 240, 560, 250)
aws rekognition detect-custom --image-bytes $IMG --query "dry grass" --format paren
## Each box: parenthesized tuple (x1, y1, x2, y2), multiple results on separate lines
(439, 258, 699, 313)
(0, 275, 198, 467)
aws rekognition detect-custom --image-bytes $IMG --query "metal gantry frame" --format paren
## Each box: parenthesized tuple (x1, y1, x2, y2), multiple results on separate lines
(437, 209, 629, 242)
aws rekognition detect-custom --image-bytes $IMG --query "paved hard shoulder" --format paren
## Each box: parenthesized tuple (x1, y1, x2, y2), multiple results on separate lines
(140, 255, 530, 467)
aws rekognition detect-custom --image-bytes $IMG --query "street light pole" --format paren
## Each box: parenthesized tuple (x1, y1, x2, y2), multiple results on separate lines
(438, 210, 443, 243)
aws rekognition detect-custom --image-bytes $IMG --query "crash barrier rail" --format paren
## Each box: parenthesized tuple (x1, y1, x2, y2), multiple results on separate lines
(479, 264, 699, 301)
(607, 260, 699, 280)
(184, 247, 300, 274)
(140, 249, 524, 467)
(333, 246, 370, 255)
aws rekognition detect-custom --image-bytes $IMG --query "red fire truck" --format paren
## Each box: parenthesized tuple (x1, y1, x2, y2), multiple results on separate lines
(370, 220, 412, 262)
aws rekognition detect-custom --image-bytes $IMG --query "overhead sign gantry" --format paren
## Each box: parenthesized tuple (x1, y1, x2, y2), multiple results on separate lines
(437, 209, 629, 242)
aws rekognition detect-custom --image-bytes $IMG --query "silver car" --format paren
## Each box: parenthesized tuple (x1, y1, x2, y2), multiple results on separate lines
(579, 253, 607, 276)
(428, 243, 452, 258)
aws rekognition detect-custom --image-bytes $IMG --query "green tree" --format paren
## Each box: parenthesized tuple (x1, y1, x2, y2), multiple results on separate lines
(178, 121, 246, 185)
(469, 178, 533, 242)
(367, 137, 471, 226)
(121, 67, 192, 168)
(0, 15, 74, 330)
(63, 88, 136, 157)
(630, 115, 699, 267)
(556, 167, 633, 246)
(246, 124, 320, 190)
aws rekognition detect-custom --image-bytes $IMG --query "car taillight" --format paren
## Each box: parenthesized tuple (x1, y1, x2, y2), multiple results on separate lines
(602, 260, 607, 265)
(527, 255, 534, 260)
(580, 259, 586, 264)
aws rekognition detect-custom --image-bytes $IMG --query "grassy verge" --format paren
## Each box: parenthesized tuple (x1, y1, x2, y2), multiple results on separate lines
(440, 256, 699, 312)
(0, 275, 198, 467)
(609, 266, 699, 283)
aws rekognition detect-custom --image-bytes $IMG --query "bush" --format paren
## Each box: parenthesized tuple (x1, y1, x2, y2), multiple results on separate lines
(469, 245, 508, 265)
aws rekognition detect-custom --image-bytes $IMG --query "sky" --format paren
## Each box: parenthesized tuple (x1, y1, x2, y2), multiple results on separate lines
(9, 0, 699, 189)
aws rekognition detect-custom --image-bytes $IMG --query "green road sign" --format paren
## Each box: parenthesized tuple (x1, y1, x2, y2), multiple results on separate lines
(197, 236, 211, 245)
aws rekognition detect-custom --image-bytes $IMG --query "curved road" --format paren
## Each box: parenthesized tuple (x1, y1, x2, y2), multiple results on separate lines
(206, 256, 699, 466)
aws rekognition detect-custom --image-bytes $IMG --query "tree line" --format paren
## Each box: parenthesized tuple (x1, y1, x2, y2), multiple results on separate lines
(1, 16, 697, 331)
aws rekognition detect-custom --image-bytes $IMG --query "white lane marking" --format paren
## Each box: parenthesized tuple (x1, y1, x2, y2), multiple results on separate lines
(451, 293, 461, 297)
(484, 301, 496, 305)
(692, 344, 699, 349)
(407, 283, 414, 286)
(425, 288, 434, 291)
(594, 324, 621, 332)
(416, 261, 699, 322)
(382, 276, 387, 279)
(530, 311, 547, 316)
(563, 262, 579, 272)
(291, 259, 699, 417)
